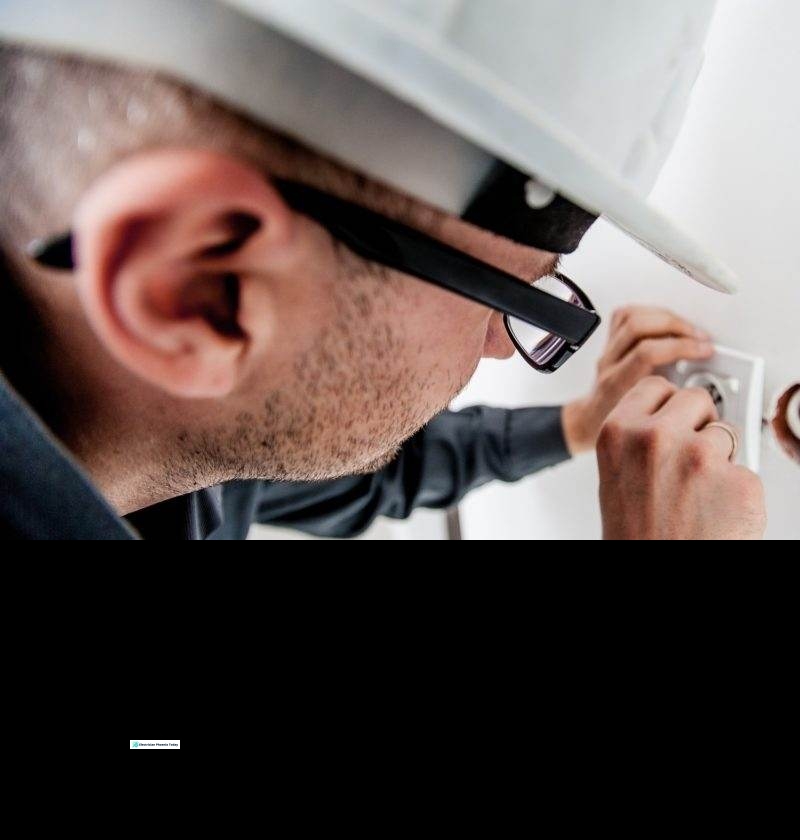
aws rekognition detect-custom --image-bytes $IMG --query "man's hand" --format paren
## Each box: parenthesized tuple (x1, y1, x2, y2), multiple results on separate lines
(562, 306, 715, 453)
(597, 376, 766, 539)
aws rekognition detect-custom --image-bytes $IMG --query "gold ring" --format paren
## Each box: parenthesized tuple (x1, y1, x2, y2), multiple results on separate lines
(704, 421, 739, 462)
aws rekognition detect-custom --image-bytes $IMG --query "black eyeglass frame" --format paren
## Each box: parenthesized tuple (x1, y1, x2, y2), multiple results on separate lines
(27, 179, 600, 373)
(503, 271, 596, 373)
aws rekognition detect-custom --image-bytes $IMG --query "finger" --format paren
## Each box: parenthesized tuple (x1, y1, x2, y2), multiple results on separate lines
(611, 304, 708, 332)
(605, 309, 708, 364)
(610, 375, 677, 421)
(655, 387, 719, 430)
(600, 337, 713, 404)
(613, 336, 713, 381)
(610, 305, 671, 330)
(698, 421, 740, 462)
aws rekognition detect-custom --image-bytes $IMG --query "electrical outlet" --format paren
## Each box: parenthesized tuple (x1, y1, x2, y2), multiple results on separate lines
(662, 344, 764, 471)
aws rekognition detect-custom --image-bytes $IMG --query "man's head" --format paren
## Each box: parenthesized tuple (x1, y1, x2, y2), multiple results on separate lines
(0, 44, 556, 510)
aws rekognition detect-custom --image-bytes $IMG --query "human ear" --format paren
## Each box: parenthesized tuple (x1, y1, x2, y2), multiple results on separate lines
(71, 149, 294, 397)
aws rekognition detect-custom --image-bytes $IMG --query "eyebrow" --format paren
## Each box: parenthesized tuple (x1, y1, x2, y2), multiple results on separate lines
(523, 252, 560, 285)
(546, 253, 562, 277)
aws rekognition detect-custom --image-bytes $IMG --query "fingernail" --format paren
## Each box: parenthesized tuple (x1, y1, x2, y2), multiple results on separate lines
(698, 341, 714, 353)
(695, 329, 711, 340)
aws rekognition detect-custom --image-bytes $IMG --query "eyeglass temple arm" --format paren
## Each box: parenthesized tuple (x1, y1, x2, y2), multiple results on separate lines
(280, 186, 598, 346)
(27, 185, 599, 345)
(27, 233, 74, 271)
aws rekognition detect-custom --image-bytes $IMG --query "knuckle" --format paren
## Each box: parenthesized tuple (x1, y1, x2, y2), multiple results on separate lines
(596, 370, 616, 396)
(597, 418, 626, 454)
(612, 306, 632, 326)
(631, 422, 668, 457)
(687, 386, 717, 412)
(636, 374, 674, 395)
(642, 374, 669, 388)
(683, 438, 714, 474)
(610, 325, 631, 351)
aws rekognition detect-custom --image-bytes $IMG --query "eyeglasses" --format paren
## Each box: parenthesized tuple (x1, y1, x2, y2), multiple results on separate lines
(27, 179, 600, 373)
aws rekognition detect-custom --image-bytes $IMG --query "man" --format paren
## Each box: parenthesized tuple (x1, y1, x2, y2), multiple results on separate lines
(0, 1, 765, 539)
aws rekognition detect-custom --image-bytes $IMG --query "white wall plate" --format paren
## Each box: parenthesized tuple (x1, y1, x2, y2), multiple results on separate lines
(662, 344, 765, 472)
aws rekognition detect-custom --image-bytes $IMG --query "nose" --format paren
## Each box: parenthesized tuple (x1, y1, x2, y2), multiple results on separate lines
(482, 311, 516, 359)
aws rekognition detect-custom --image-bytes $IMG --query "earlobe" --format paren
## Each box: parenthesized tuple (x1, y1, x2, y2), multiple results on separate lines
(70, 149, 293, 398)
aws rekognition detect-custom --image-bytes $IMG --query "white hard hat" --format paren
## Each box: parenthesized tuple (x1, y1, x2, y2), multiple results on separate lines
(0, 0, 736, 292)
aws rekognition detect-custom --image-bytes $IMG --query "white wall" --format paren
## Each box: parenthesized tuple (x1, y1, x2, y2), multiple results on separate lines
(249, 506, 448, 540)
(456, 0, 800, 539)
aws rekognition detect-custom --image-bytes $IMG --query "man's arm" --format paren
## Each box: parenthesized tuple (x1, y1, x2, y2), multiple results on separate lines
(243, 405, 569, 537)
